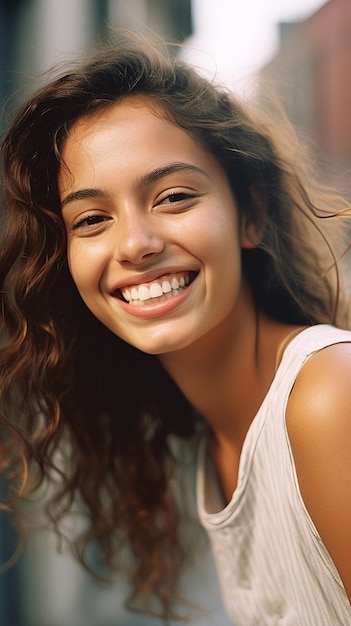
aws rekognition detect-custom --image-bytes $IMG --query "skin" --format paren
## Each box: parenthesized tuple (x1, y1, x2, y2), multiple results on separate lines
(287, 345, 351, 601)
(59, 96, 351, 602)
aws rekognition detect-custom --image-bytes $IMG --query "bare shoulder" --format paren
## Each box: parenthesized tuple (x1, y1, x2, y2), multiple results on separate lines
(287, 341, 351, 438)
(286, 341, 351, 599)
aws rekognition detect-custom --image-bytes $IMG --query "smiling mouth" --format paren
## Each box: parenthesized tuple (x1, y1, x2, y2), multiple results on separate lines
(118, 271, 197, 306)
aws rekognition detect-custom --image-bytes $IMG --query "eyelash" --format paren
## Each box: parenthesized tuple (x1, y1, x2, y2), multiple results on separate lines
(72, 214, 108, 230)
(162, 191, 194, 203)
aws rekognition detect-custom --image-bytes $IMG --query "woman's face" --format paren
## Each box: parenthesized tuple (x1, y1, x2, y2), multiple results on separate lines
(59, 97, 255, 356)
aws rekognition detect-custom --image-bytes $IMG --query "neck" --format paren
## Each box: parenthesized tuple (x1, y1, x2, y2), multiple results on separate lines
(159, 306, 277, 446)
(160, 306, 301, 447)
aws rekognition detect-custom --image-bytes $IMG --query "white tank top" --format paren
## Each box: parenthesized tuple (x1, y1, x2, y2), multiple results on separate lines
(197, 325, 351, 625)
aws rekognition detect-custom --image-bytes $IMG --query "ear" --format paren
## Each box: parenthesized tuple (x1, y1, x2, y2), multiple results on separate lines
(240, 214, 263, 249)
(240, 184, 266, 249)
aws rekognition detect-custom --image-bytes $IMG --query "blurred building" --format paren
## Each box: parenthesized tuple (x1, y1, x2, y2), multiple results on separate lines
(258, 0, 351, 192)
(0, 0, 192, 130)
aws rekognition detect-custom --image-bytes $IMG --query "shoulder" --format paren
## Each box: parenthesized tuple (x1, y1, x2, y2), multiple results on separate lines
(287, 340, 351, 436)
(286, 340, 351, 599)
(286, 341, 351, 504)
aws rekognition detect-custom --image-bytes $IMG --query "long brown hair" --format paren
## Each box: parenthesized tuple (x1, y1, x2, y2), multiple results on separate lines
(0, 29, 350, 617)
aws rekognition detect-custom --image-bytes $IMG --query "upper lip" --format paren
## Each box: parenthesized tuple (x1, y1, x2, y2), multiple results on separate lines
(109, 267, 198, 294)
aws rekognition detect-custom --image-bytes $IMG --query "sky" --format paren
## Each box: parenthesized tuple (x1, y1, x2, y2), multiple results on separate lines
(182, 0, 328, 93)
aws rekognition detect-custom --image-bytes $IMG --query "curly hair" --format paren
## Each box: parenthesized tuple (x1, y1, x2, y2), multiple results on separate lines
(0, 29, 350, 618)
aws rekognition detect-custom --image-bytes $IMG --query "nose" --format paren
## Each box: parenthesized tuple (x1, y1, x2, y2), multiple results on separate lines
(114, 208, 165, 264)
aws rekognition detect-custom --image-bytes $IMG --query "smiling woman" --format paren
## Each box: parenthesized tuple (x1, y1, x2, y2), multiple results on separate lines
(1, 29, 351, 625)
(58, 96, 248, 354)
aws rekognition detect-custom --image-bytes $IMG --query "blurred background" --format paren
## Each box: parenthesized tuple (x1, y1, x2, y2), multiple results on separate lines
(0, 0, 350, 624)
(1, 0, 350, 191)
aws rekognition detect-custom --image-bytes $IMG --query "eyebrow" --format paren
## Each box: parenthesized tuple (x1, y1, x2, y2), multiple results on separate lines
(136, 162, 210, 186)
(61, 162, 209, 209)
(61, 188, 107, 208)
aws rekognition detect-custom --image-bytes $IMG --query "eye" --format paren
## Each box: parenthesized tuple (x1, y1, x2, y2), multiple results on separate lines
(163, 192, 194, 203)
(156, 190, 198, 210)
(71, 213, 111, 231)
(154, 189, 201, 215)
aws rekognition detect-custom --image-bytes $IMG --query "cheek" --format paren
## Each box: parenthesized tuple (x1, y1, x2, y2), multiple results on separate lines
(202, 219, 243, 298)
(67, 241, 103, 296)
(179, 203, 238, 250)
(192, 212, 241, 267)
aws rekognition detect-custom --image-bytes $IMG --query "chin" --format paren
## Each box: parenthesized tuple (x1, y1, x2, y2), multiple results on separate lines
(132, 343, 180, 357)
(130, 335, 193, 357)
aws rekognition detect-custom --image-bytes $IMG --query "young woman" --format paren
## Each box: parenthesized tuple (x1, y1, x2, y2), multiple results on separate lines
(1, 30, 351, 625)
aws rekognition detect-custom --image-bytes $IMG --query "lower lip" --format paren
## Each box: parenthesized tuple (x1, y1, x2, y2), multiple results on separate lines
(114, 279, 196, 319)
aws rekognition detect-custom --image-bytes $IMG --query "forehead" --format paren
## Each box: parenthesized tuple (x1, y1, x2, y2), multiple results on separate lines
(64, 96, 175, 146)
(58, 95, 219, 188)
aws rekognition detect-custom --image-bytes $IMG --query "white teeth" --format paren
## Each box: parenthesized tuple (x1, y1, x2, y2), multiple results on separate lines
(149, 282, 163, 298)
(121, 273, 191, 303)
(162, 280, 172, 293)
(138, 285, 150, 301)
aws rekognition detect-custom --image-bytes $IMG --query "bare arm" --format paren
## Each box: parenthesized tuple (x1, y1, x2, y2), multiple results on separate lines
(286, 343, 351, 602)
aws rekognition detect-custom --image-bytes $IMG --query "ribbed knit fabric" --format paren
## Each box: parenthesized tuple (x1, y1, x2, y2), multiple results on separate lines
(197, 325, 351, 626)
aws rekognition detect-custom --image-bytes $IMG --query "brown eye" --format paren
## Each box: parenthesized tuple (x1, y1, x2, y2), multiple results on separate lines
(164, 192, 193, 203)
(73, 214, 108, 230)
